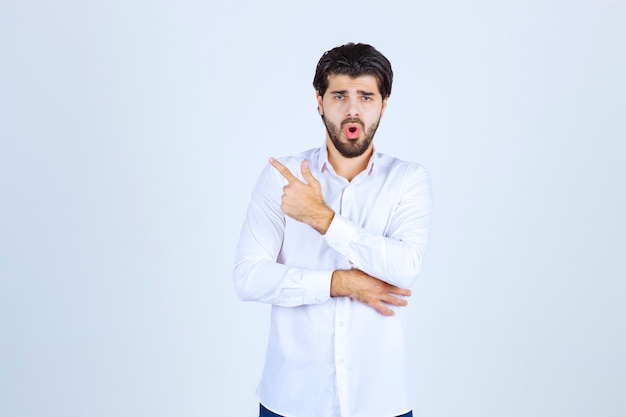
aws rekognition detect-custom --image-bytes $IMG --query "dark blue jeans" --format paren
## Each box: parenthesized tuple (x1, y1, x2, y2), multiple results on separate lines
(260, 403, 413, 417)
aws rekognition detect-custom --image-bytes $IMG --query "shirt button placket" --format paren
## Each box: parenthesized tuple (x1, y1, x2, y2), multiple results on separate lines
(340, 184, 354, 217)
(335, 183, 352, 415)
(334, 298, 350, 415)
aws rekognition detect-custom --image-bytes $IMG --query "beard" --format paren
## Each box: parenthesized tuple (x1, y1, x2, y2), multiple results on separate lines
(322, 115, 381, 158)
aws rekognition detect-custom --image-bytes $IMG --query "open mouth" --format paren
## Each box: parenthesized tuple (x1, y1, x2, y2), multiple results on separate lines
(343, 122, 362, 140)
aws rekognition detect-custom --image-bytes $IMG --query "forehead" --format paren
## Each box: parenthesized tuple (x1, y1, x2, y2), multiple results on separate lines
(326, 74, 380, 94)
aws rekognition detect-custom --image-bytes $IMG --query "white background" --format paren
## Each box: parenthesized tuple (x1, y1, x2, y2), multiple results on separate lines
(1, 1, 625, 416)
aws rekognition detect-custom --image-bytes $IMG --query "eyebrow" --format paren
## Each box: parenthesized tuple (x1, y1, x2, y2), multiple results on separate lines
(330, 90, 377, 96)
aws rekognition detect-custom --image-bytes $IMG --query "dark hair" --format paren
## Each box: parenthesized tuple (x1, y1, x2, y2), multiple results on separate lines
(313, 43, 393, 98)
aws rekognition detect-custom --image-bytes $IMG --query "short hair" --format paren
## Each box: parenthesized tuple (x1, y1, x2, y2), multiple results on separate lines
(313, 43, 393, 99)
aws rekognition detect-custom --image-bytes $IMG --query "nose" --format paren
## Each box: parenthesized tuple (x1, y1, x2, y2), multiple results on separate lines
(346, 97, 360, 117)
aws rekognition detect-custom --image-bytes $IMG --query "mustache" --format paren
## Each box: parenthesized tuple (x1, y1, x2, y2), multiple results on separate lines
(341, 118, 365, 128)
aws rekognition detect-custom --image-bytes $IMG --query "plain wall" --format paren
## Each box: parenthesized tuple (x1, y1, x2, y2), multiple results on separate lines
(1, 1, 625, 416)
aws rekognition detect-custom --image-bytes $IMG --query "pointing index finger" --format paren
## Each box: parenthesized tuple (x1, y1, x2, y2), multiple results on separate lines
(269, 157, 298, 183)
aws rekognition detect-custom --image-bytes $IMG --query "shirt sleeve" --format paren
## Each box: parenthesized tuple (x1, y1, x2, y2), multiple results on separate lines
(323, 164, 433, 289)
(232, 163, 333, 307)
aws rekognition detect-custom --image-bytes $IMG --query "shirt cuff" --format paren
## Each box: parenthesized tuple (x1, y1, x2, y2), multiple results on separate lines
(324, 214, 358, 256)
(302, 269, 334, 305)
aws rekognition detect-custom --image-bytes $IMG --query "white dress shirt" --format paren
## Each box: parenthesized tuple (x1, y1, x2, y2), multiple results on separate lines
(233, 145, 433, 417)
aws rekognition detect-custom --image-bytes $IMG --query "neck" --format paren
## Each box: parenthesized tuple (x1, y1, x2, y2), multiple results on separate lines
(326, 139, 373, 182)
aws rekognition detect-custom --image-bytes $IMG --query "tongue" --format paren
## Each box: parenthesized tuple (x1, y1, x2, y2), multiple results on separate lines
(345, 126, 360, 139)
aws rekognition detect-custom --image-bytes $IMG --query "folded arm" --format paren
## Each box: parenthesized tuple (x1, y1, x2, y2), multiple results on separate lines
(233, 158, 432, 315)
(324, 165, 433, 289)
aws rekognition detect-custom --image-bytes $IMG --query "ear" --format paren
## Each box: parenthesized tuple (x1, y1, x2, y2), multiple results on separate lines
(315, 90, 324, 115)
(380, 97, 388, 117)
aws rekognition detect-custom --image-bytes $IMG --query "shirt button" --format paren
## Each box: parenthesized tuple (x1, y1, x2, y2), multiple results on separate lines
(338, 358, 345, 364)
(338, 321, 344, 326)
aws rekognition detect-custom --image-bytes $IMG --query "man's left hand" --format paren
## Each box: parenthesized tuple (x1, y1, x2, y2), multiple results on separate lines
(269, 158, 335, 234)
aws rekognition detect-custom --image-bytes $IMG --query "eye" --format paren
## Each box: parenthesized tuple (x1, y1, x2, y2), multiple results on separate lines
(362, 96, 373, 102)
(334, 94, 344, 100)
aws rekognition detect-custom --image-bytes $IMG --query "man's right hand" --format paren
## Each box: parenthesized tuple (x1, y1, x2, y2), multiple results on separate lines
(330, 269, 411, 316)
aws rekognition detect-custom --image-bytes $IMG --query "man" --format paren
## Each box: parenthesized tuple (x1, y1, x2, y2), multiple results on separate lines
(233, 43, 433, 417)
